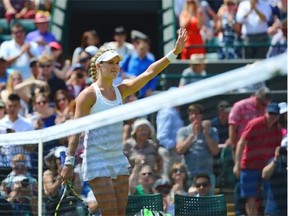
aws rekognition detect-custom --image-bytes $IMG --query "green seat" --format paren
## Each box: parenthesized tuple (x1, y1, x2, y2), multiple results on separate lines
(0, 18, 10, 34)
(11, 19, 36, 33)
(126, 193, 163, 216)
(174, 194, 227, 216)
(0, 34, 12, 43)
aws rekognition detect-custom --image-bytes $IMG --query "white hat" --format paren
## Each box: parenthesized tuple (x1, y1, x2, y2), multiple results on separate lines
(278, 102, 287, 114)
(85, 45, 98, 57)
(190, 54, 207, 64)
(131, 118, 155, 138)
(13, 175, 28, 183)
(54, 146, 67, 158)
(96, 50, 122, 63)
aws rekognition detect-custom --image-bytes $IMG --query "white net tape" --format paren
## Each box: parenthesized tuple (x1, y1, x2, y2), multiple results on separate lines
(0, 53, 287, 146)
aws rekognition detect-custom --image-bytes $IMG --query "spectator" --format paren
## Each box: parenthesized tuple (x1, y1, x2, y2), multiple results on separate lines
(152, 178, 172, 213)
(166, 162, 189, 215)
(3, 0, 26, 23)
(0, 71, 29, 117)
(123, 93, 138, 143)
(179, 0, 206, 59)
(37, 54, 67, 103)
(267, 18, 287, 58)
(262, 145, 287, 216)
(156, 88, 184, 180)
(66, 63, 86, 99)
(179, 53, 208, 87)
(236, 0, 272, 59)
(0, 23, 34, 80)
(120, 39, 158, 98)
(77, 45, 98, 72)
(25, 11, 57, 56)
(216, 0, 241, 59)
(103, 26, 135, 58)
(0, 57, 9, 92)
(0, 94, 35, 168)
(13, 0, 36, 20)
(188, 173, 212, 196)
(175, 104, 219, 193)
(129, 163, 155, 195)
(54, 89, 75, 125)
(72, 30, 100, 65)
(233, 102, 282, 216)
(1, 154, 37, 198)
(27, 92, 56, 129)
(229, 86, 271, 216)
(28, 57, 39, 79)
(123, 118, 163, 177)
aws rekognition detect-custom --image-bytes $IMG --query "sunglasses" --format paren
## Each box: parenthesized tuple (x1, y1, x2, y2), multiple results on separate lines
(57, 97, 67, 103)
(12, 30, 24, 34)
(36, 100, 47, 105)
(141, 172, 152, 176)
(195, 182, 209, 188)
(39, 64, 51, 68)
(172, 168, 186, 174)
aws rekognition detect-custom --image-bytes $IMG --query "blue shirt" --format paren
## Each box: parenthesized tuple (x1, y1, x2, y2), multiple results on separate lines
(211, 116, 229, 144)
(156, 107, 183, 150)
(25, 30, 57, 53)
(120, 52, 158, 98)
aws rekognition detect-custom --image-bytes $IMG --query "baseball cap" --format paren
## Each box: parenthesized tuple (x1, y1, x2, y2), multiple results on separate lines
(29, 57, 38, 67)
(153, 178, 172, 190)
(34, 12, 50, 23)
(267, 102, 280, 114)
(96, 49, 122, 63)
(278, 102, 287, 114)
(49, 41, 62, 50)
(71, 63, 85, 71)
(217, 100, 231, 112)
(54, 146, 67, 158)
(131, 30, 148, 40)
(114, 26, 126, 35)
(84, 45, 98, 57)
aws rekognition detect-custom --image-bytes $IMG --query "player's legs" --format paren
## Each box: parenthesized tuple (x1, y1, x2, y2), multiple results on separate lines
(112, 175, 129, 216)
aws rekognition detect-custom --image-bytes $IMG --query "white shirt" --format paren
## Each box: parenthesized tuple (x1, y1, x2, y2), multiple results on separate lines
(236, 0, 272, 35)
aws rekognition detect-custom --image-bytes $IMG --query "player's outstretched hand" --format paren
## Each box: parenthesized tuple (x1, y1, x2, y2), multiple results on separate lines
(174, 28, 187, 55)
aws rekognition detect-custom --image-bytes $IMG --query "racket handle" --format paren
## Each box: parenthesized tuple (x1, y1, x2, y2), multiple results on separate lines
(60, 151, 66, 166)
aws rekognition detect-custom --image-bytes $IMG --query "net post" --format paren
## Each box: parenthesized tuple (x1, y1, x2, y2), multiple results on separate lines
(38, 138, 44, 216)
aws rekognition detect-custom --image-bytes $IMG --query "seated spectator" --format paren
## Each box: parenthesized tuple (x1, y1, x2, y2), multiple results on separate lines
(14, 0, 36, 20)
(54, 89, 75, 125)
(152, 178, 172, 213)
(179, 54, 208, 87)
(0, 100, 5, 120)
(123, 118, 163, 177)
(3, 0, 26, 23)
(188, 173, 212, 196)
(129, 164, 155, 195)
(72, 30, 101, 65)
(6, 175, 34, 215)
(1, 154, 37, 198)
(77, 45, 98, 72)
(27, 92, 56, 129)
(25, 11, 57, 56)
(0, 23, 34, 80)
(66, 63, 86, 99)
(36, 54, 67, 103)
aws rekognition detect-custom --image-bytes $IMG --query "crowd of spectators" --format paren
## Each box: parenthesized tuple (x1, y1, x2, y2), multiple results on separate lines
(0, 0, 286, 215)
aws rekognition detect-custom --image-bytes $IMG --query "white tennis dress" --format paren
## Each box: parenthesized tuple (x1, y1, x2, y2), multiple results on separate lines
(82, 83, 130, 181)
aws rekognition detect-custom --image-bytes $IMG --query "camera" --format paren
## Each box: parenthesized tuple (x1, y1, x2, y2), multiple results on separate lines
(279, 146, 287, 156)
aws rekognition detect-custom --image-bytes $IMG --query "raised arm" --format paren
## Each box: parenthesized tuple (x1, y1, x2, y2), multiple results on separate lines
(118, 28, 187, 99)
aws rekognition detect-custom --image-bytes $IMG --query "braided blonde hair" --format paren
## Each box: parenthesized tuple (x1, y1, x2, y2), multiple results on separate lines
(88, 47, 116, 82)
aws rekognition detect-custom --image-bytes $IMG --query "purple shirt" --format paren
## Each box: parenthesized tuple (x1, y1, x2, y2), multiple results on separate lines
(25, 30, 57, 44)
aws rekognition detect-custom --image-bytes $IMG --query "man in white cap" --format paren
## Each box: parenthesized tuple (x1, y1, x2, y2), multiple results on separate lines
(179, 54, 208, 87)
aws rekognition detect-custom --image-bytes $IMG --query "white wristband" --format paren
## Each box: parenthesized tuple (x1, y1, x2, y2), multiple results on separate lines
(165, 50, 177, 62)
(64, 156, 75, 166)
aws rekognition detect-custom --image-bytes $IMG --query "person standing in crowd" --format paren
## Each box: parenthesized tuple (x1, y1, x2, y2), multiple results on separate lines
(262, 144, 287, 216)
(176, 104, 219, 193)
(179, 0, 206, 59)
(156, 87, 184, 180)
(229, 86, 272, 216)
(60, 29, 187, 216)
(0, 23, 34, 80)
(233, 103, 282, 216)
(236, 0, 272, 59)
(103, 26, 135, 59)
(178, 53, 208, 87)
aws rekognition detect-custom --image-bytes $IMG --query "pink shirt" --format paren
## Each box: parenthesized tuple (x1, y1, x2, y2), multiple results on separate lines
(229, 96, 266, 143)
(241, 116, 282, 170)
